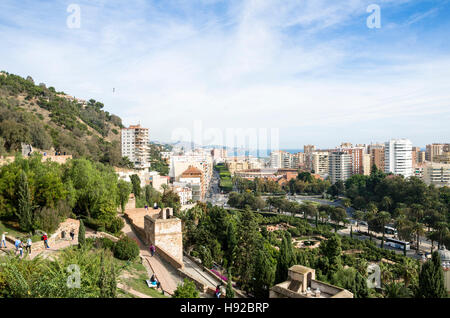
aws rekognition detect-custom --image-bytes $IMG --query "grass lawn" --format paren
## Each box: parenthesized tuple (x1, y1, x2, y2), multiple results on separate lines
(117, 259, 169, 298)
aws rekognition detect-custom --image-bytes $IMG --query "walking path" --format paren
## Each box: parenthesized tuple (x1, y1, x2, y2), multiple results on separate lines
(119, 215, 182, 296)
(0, 229, 98, 259)
(117, 283, 152, 298)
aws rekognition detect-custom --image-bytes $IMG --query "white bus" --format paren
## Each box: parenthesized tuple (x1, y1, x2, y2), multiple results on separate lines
(385, 238, 410, 250)
(384, 226, 398, 235)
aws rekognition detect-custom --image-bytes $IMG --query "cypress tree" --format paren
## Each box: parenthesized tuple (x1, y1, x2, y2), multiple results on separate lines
(416, 251, 447, 298)
(16, 171, 35, 232)
(78, 219, 86, 248)
(99, 251, 108, 297)
(254, 247, 276, 297)
(108, 262, 117, 298)
(225, 269, 235, 298)
(276, 234, 293, 284)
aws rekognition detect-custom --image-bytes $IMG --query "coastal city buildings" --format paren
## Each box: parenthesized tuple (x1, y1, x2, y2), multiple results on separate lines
(121, 124, 150, 169)
(311, 151, 330, 178)
(423, 163, 450, 187)
(384, 139, 413, 178)
(329, 151, 353, 184)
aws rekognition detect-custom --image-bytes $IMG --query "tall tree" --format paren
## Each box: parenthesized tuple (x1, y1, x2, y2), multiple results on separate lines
(16, 171, 35, 232)
(78, 219, 86, 248)
(225, 269, 235, 298)
(253, 245, 276, 297)
(130, 174, 141, 198)
(416, 251, 447, 298)
(235, 208, 260, 293)
(117, 180, 131, 213)
(377, 211, 391, 249)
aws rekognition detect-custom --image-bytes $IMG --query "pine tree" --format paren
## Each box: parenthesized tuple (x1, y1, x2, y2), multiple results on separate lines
(78, 219, 86, 248)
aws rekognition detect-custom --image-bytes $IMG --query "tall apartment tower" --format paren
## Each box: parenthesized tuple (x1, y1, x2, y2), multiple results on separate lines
(304, 145, 316, 171)
(368, 144, 385, 172)
(426, 144, 446, 162)
(329, 151, 352, 184)
(384, 139, 413, 178)
(121, 124, 150, 169)
(312, 151, 330, 177)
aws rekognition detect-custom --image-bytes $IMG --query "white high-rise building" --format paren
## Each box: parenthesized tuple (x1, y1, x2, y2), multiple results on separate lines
(329, 152, 352, 184)
(121, 124, 150, 169)
(270, 151, 282, 169)
(384, 139, 413, 178)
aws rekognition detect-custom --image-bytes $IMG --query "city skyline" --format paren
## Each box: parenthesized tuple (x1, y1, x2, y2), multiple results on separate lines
(1, 0, 449, 148)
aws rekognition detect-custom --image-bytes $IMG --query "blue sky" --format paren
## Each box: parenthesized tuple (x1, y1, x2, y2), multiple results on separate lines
(0, 0, 449, 149)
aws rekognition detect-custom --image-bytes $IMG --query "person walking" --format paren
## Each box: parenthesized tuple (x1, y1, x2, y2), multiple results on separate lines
(42, 233, 50, 249)
(18, 241, 24, 258)
(215, 285, 222, 298)
(14, 238, 21, 255)
(70, 229, 75, 241)
(150, 244, 155, 257)
(1, 232, 6, 248)
(26, 237, 32, 254)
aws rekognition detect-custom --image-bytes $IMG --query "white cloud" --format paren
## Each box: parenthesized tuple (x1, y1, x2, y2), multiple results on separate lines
(0, 0, 448, 148)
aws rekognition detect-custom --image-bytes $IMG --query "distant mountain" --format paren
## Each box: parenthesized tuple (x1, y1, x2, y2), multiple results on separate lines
(0, 71, 126, 166)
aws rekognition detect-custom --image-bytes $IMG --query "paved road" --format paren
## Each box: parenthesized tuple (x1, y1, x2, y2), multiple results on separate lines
(183, 255, 219, 295)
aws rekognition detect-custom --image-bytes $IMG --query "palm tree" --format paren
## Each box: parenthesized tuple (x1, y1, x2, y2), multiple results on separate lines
(377, 211, 391, 249)
(411, 222, 425, 254)
(365, 210, 377, 241)
(319, 211, 328, 225)
(380, 196, 393, 212)
(353, 210, 364, 231)
(383, 282, 413, 298)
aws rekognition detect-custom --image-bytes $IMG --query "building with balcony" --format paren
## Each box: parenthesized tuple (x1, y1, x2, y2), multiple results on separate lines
(329, 151, 352, 184)
(384, 139, 413, 178)
(121, 124, 150, 169)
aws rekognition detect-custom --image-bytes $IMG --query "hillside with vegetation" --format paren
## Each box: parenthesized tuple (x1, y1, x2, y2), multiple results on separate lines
(0, 71, 128, 166)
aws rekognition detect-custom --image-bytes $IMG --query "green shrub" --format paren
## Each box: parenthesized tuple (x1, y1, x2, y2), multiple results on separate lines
(93, 237, 116, 251)
(113, 236, 139, 260)
(106, 217, 124, 234)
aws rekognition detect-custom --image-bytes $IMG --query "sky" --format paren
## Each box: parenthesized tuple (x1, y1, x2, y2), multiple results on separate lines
(0, 0, 449, 149)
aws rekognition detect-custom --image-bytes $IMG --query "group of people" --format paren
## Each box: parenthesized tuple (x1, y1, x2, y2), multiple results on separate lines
(1, 227, 76, 258)
(13, 237, 33, 257)
(0, 232, 51, 258)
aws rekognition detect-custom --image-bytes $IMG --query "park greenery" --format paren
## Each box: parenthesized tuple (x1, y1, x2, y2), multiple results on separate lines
(215, 163, 233, 193)
(232, 171, 330, 196)
(149, 143, 170, 176)
(0, 153, 128, 236)
(0, 71, 128, 167)
(0, 241, 118, 298)
(341, 165, 450, 251)
(130, 174, 182, 214)
(177, 202, 446, 298)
